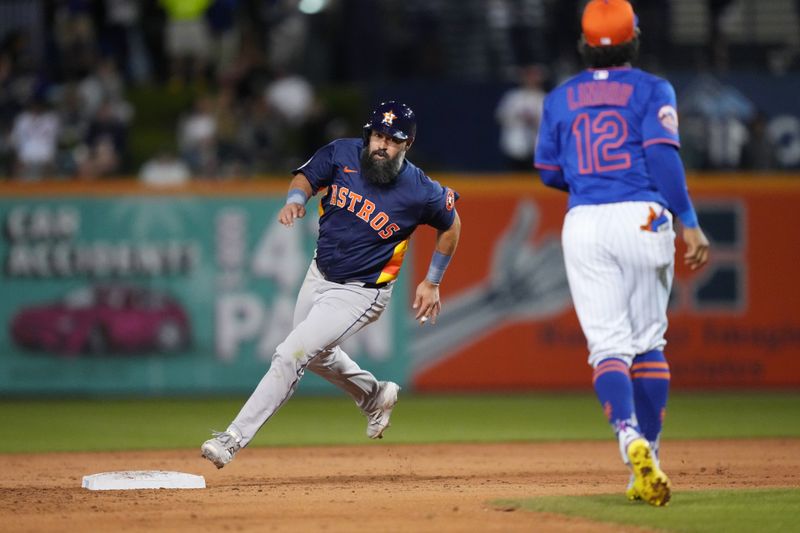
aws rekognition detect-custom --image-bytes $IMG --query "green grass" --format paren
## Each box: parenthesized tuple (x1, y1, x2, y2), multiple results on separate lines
(0, 392, 798, 453)
(495, 488, 800, 532)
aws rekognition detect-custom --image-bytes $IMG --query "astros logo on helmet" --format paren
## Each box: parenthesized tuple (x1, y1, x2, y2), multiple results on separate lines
(382, 111, 397, 126)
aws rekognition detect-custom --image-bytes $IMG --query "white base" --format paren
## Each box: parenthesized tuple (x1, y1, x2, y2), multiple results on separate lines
(82, 471, 206, 491)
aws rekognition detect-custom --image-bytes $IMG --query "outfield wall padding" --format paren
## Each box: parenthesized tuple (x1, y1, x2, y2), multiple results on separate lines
(0, 175, 797, 393)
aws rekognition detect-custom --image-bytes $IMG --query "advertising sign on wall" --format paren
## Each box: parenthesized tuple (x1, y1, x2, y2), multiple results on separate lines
(410, 177, 800, 390)
(1, 177, 798, 395)
(0, 190, 408, 395)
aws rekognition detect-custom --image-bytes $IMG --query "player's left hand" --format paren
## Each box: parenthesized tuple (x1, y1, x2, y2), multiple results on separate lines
(683, 226, 710, 270)
(413, 279, 441, 325)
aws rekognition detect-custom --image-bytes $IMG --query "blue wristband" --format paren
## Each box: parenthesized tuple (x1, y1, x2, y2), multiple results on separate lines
(677, 208, 699, 228)
(425, 251, 452, 285)
(286, 188, 308, 206)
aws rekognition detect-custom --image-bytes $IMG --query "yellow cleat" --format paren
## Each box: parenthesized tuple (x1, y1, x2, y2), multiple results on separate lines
(625, 474, 643, 502)
(627, 438, 671, 506)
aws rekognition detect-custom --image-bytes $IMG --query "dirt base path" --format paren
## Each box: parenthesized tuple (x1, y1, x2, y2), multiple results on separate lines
(1, 439, 798, 532)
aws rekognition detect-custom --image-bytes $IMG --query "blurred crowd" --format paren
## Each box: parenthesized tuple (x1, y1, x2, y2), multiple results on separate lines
(0, 0, 798, 182)
(0, 0, 352, 183)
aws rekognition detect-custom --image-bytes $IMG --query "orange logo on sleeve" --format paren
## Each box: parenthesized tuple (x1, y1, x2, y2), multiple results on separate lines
(343, 166, 358, 173)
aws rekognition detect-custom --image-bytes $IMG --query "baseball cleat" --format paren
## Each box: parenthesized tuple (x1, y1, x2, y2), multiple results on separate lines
(366, 381, 400, 439)
(625, 473, 643, 502)
(201, 428, 242, 469)
(627, 438, 671, 506)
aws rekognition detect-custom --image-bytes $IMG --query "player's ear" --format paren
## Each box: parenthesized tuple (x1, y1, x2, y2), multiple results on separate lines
(405, 139, 413, 151)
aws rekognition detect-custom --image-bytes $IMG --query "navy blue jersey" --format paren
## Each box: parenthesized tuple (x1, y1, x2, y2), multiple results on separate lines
(294, 138, 457, 284)
(535, 67, 681, 209)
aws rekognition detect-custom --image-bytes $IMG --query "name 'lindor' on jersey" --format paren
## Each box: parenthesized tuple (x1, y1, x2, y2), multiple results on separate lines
(326, 184, 399, 239)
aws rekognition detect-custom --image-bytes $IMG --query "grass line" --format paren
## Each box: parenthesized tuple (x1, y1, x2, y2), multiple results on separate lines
(496, 488, 800, 533)
(0, 392, 798, 453)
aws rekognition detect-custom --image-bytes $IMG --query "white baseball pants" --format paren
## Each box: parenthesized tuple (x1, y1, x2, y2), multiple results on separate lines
(562, 201, 675, 368)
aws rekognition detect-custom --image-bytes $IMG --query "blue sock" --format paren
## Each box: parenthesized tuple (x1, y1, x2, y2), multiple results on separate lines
(631, 350, 670, 456)
(593, 358, 641, 437)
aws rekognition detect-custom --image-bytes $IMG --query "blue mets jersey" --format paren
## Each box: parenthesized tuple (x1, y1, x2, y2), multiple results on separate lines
(535, 67, 681, 209)
(294, 138, 457, 285)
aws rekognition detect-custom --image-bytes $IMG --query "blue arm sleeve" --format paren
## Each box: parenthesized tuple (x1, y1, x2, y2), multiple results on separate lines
(645, 143, 698, 228)
(538, 168, 569, 192)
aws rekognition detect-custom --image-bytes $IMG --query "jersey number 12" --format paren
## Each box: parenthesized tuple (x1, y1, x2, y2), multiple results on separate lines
(572, 111, 631, 174)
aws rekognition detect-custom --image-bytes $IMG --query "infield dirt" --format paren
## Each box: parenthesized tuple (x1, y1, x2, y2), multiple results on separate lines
(1, 439, 798, 532)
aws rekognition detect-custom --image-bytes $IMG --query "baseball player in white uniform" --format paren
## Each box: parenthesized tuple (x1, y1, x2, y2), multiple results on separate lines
(535, 0, 710, 506)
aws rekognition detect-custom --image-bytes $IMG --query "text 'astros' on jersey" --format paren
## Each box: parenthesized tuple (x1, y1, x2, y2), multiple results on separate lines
(294, 138, 457, 285)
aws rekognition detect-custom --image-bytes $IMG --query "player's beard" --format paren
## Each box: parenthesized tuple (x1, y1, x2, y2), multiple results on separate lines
(360, 148, 404, 185)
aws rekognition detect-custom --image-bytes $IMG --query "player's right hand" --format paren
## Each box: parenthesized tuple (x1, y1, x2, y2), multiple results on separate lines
(279, 203, 306, 227)
(413, 279, 441, 325)
(683, 226, 710, 270)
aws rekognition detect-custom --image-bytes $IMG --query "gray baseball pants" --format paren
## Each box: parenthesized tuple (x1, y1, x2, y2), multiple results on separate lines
(229, 260, 395, 447)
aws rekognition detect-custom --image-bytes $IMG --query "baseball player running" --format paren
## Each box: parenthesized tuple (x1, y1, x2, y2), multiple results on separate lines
(534, 0, 710, 506)
(202, 101, 461, 468)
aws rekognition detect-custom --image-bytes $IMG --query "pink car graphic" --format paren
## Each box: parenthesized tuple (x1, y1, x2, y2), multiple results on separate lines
(10, 285, 192, 356)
